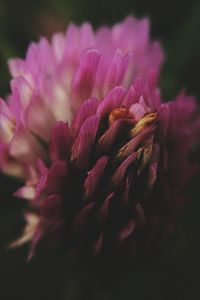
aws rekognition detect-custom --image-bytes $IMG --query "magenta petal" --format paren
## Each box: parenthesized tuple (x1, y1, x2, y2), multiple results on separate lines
(27, 224, 43, 261)
(64, 23, 79, 57)
(133, 77, 146, 95)
(35, 171, 48, 200)
(147, 162, 158, 189)
(46, 161, 67, 194)
(175, 93, 197, 118)
(84, 156, 108, 198)
(94, 232, 104, 255)
(5, 16, 199, 261)
(26, 38, 54, 76)
(11, 77, 33, 110)
(0, 98, 13, 120)
(150, 143, 160, 164)
(112, 152, 137, 187)
(71, 98, 99, 138)
(98, 192, 115, 221)
(118, 220, 135, 241)
(97, 86, 126, 116)
(118, 125, 156, 159)
(36, 159, 48, 176)
(97, 119, 133, 153)
(122, 78, 145, 108)
(25, 43, 43, 78)
(158, 103, 171, 138)
(74, 202, 95, 231)
(79, 23, 95, 48)
(122, 175, 133, 206)
(71, 115, 100, 169)
(129, 101, 147, 121)
(103, 49, 130, 91)
(0, 112, 14, 143)
(72, 49, 100, 105)
(49, 121, 71, 162)
(112, 16, 149, 51)
(122, 84, 137, 108)
(40, 194, 62, 220)
(37, 38, 54, 70)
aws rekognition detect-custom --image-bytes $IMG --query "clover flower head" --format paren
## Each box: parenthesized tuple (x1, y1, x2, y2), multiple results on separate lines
(0, 16, 199, 262)
(0, 16, 163, 178)
(13, 79, 200, 260)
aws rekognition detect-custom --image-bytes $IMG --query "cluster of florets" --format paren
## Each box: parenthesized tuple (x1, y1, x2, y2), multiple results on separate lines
(0, 16, 199, 261)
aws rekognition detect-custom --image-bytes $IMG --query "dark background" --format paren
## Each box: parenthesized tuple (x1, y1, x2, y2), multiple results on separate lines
(0, 0, 200, 299)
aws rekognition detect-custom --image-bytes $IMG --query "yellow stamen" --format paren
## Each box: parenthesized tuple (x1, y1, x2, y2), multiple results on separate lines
(131, 112, 157, 137)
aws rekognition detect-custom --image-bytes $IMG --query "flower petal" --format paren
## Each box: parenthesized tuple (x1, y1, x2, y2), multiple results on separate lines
(102, 49, 130, 93)
(8, 58, 27, 78)
(97, 118, 133, 153)
(118, 220, 135, 241)
(71, 98, 99, 138)
(84, 156, 108, 198)
(112, 152, 137, 187)
(40, 195, 62, 220)
(74, 202, 95, 231)
(72, 49, 100, 106)
(0, 112, 15, 143)
(121, 84, 137, 108)
(14, 186, 35, 200)
(98, 192, 115, 221)
(0, 98, 13, 120)
(71, 115, 100, 169)
(94, 232, 104, 255)
(117, 125, 156, 159)
(10, 212, 39, 247)
(11, 77, 33, 110)
(49, 121, 71, 162)
(46, 161, 68, 195)
(147, 162, 158, 189)
(129, 96, 148, 121)
(97, 86, 126, 116)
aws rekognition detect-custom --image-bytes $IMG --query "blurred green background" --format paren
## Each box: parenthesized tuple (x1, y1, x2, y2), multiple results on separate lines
(0, 0, 200, 299)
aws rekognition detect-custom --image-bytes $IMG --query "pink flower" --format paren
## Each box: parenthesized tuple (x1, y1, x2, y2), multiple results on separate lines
(1, 16, 199, 262)
(12, 79, 200, 261)
(0, 16, 163, 178)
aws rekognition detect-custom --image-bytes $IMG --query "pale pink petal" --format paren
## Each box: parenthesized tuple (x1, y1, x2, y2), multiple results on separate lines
(14, 186, 35, 200)
(10, 212, 39, 247)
